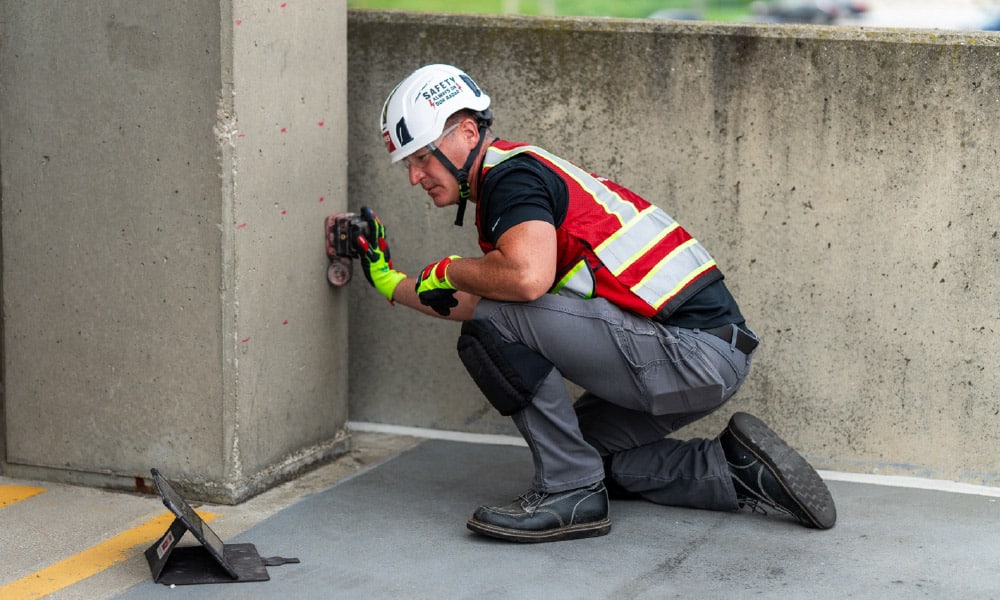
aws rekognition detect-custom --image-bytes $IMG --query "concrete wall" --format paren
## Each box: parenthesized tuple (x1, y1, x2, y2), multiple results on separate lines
(347, 12, 999, 486)
(0, 1, 350, 503)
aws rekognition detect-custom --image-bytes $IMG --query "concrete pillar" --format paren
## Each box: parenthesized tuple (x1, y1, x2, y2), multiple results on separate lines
(0, 0, 349, 503)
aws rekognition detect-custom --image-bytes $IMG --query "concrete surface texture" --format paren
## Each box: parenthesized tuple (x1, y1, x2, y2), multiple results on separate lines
(112, 436, 999, 599)
(0, 1, 350, 501)
(3, 431, 998, 599)
(345, 12, 999, 486)
(0, 431, 420, 599)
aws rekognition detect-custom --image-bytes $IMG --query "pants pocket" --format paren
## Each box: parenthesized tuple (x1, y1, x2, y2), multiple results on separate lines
(637, 338, 727, 415)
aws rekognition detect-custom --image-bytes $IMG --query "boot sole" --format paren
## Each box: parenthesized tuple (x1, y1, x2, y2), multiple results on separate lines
(727, 412, 837, 529)
(466, 517, 611, 543)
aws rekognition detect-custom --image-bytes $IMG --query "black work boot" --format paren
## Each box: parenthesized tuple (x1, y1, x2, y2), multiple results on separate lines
(467, 481, 611, 543)
(719, 412, 837, 529)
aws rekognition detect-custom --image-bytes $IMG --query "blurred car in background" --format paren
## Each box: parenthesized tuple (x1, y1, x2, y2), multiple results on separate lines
(749, 0, 869, 24)
(647, 8, 703, 20)
(978, 10, 1000, 30)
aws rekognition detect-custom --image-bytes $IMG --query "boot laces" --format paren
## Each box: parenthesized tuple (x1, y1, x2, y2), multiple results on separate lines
(518, 490, 546, 511)
(730, 460, 797, 519)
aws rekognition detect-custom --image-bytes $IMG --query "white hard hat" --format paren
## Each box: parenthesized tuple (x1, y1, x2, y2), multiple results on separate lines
(380, 64, 491, 163)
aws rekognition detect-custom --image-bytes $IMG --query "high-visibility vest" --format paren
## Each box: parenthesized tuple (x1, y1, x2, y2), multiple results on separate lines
(476, 141, 722, 319)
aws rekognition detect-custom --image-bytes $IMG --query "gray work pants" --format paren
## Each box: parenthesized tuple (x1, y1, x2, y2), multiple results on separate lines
(472, 294, 757, 512)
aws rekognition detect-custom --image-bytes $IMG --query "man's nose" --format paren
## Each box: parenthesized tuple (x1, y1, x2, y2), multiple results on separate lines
(408, 163, 425, 186)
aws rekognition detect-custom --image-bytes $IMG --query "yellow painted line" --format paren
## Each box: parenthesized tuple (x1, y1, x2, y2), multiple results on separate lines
(0, 510, 220, 600)
(0, 485, 46, 508)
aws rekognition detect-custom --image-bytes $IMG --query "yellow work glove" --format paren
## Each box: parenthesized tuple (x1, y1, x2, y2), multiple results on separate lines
(415, 255, 461, 316)
(354, 206, 407, 303)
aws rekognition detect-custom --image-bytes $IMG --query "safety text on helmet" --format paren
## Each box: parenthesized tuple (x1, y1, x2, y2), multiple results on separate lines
(422, 77, 463, 107)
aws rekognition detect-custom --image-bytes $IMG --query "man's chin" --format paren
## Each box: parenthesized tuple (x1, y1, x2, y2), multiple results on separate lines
(429, 194, 456, 208)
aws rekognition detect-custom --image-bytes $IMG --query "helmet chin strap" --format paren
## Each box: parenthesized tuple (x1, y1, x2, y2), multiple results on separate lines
(429, 125, 489, 226)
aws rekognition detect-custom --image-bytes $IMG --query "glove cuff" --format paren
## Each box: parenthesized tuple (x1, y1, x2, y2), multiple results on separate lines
(378, 270, 407, 303)
(431, 255, 461, 289)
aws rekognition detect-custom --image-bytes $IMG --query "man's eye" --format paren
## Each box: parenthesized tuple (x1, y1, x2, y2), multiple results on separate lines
(407, 154, 428, 168)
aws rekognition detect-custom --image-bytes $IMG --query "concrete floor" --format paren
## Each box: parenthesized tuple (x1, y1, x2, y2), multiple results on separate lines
(2, 429, 999, 600)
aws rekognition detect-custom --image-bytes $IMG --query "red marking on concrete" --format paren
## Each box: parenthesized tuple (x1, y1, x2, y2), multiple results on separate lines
(236, 223, 248, 230)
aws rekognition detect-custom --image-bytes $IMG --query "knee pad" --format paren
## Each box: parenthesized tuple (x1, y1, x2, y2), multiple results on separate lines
(456, 319, 553, 416)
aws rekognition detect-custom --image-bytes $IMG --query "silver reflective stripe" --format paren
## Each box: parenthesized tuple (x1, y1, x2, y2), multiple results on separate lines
(486, 144, 717, 311)
(634, 240, 717, 308)
(550, 259, 595, 299)
(484, 145, 638, 226)
(595, 206, 678, 277)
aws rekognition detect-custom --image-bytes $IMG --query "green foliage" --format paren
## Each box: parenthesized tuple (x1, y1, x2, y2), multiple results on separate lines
(346, 0, 753, 21)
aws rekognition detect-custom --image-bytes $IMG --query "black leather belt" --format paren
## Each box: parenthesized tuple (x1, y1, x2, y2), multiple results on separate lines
(704, 324, 759, 355)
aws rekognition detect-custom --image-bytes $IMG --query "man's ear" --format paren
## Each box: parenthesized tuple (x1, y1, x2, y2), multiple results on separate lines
(458, 117, 480, 149)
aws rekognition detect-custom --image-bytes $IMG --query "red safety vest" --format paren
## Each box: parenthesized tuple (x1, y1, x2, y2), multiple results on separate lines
(476, 141, 722, 319)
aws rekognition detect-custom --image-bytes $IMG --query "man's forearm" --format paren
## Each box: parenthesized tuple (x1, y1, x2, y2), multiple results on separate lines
(446, 253, 551, 302)
(392, 276, 480, 321)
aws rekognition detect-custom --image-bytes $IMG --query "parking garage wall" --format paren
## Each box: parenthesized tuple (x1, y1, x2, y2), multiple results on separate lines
(347, 11, 999, 486)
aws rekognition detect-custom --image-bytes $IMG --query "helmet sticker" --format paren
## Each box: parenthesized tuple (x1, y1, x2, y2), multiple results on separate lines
(382, 130, 396, 153)
(420, 76, 464, 108)
(459, 74, 482, 97)
(395, 117, 413, 146)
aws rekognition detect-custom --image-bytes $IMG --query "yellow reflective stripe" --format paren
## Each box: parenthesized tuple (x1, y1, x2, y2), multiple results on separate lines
(650, 258, 717, 308)
(482, 144, 521, 167)
(633, 239, 716, 308)
(550, 259, 595, 299)
(487, 144, 719, 312)
(484, 146, 637, 225)
(596, 207, 679, 277)
(550, 260, 584, 294)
